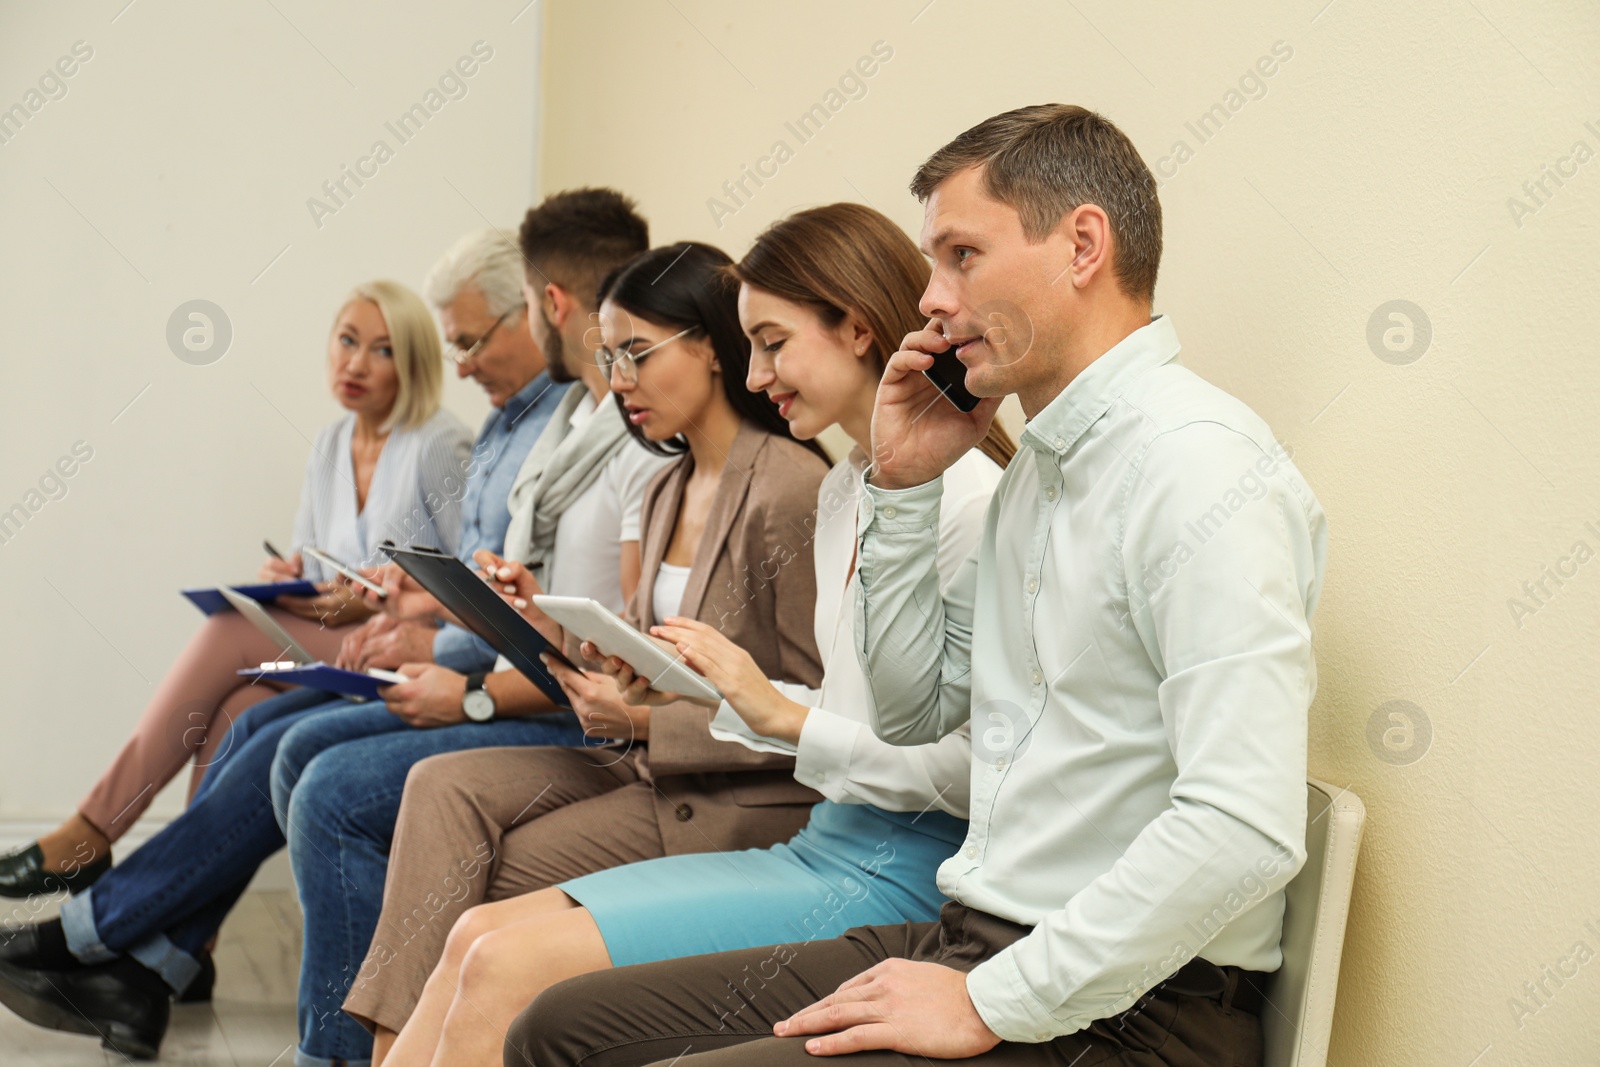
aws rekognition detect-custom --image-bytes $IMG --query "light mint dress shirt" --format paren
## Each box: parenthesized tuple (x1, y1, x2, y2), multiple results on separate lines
(853, 315, 1328, 1042)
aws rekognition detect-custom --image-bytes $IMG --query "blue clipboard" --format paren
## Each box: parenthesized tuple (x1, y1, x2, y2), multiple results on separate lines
(184, 581, 319, 616)
(236, 663, 406, 702)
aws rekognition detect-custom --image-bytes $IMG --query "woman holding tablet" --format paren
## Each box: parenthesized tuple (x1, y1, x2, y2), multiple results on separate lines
(343, 241, 832, 1064)
(0, 281, 471, 899)
(363, 206, 1015, 1067)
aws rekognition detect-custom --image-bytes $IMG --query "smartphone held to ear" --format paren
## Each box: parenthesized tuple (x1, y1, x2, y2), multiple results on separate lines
(921, 344, 982, 413)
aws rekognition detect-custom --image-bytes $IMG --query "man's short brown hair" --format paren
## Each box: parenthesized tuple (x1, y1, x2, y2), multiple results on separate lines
(517, 187, 650, 307)
(910, 104, 1162, 302)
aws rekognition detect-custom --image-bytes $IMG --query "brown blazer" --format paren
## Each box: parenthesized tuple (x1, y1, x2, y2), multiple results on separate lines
(622, 422, 830, 854)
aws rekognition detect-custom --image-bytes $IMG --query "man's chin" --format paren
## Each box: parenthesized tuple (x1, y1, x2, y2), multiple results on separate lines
(963, 366, 1005, 400)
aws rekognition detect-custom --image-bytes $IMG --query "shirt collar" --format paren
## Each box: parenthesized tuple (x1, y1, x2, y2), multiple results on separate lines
(1019, 315, 1180, 458)
(501, 371, 555, 429)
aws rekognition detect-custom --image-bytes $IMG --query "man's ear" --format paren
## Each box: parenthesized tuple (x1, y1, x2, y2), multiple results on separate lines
(543, 283, 573, 328)
(1059, 203, 1114, 291)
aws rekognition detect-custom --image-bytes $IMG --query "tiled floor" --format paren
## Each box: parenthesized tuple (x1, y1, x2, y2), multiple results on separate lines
(0, 892, 301, 1066)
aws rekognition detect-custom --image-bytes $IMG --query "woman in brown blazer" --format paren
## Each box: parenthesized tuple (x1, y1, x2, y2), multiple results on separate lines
(346, 243, 830, 1064)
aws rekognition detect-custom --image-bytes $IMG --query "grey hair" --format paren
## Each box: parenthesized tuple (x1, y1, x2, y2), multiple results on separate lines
(423, 228, 529, 317)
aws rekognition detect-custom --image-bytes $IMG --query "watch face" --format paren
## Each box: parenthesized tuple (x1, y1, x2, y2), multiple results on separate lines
(463, 689, 495, 722)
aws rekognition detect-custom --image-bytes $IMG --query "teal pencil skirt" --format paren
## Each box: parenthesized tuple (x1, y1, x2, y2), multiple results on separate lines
(560, 799, 967, 967)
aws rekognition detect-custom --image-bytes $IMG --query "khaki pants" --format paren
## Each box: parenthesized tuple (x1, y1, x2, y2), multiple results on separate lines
(506, 902, 1266, 1067)
(342, 745, 659, 1034)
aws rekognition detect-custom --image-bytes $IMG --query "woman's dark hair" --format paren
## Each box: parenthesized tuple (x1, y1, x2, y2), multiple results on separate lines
(597, 242, 826, 460)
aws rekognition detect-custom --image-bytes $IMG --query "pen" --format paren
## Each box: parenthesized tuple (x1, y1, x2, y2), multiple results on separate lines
(264, 540, 285, 561)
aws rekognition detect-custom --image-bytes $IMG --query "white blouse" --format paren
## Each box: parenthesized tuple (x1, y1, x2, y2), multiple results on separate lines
(709, 446, 1001, 818)
(289, 409, 474, 581)
(651, 561, 692, 628)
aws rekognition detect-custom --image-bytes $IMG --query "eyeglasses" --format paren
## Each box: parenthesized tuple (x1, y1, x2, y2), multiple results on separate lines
(444, 306, 524, 366)
(594, 327, 695, 385)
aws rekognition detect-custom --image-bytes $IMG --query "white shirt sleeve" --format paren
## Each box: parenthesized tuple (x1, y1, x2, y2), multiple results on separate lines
(793, 712, 972, 817)
(612, 439, 671, 543)
(705, 681, 821, 755)
(794, 454, 995, 816)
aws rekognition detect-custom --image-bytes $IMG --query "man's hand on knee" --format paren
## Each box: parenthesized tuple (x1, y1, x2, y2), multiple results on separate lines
(773, 958, 1001, 1058)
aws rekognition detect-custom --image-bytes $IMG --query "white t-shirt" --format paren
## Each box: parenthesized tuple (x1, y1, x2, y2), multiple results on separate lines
(651, 561, 692, 628)
(540, 393, 673, 613)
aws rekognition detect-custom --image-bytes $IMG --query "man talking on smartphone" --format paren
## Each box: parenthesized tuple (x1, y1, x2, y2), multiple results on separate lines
(508, 104, 1327, 1067)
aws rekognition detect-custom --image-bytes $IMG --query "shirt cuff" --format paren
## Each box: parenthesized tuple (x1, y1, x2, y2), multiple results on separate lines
(857, 472, 945, 536)
(708, 700, 797, 756)
(966, 947, 1074, 1044)
(793, 707, 863, 796)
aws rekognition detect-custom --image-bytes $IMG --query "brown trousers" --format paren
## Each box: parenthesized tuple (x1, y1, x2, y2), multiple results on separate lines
(343, 746, 655, 1033)
(505, 902, 1265, 1067)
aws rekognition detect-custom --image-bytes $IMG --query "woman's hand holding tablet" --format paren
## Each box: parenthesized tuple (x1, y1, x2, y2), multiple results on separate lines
(532, 596, 722, 706)
(537, 654, 654, 741)
(649, 618, 810, 744)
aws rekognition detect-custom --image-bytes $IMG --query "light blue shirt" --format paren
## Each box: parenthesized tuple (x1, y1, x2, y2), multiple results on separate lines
(456, 372, 572, 561)
(853, 316, 1328, 1041)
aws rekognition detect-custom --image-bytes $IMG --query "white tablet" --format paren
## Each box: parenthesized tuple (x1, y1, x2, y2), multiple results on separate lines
(532, 595, 722, 705)
(304, 546, 388, 598)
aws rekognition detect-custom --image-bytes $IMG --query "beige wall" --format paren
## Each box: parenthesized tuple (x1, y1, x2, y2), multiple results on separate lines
(538, 1, 1598, 1064)
(0, 1, 540, 833)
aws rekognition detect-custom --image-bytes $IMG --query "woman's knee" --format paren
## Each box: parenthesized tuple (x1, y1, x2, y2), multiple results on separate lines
(456, 926, 528, 998)
(442, 902, 501, 967)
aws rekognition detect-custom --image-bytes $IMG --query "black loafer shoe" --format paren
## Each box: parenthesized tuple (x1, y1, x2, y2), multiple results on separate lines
(175, 949, 214, 1004)
(0, 843, 112, 899)
(0, 957, 168, 1060)
(0, 922, 84, 970)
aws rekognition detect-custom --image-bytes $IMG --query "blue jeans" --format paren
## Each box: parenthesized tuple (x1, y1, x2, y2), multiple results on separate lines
(270, 703, 586, 1067)
(58, 686, 335, 991)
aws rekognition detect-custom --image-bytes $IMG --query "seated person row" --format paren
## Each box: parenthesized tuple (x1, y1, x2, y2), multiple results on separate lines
(362, 202, 1017, 1067)
(0, 197, 637, 1056)
(508, 104, 1327, 1067)
(325, 236, 839, 1066)
(289, 238, 838, 1062)
(0, 281, 472, 898)
(0, 198, 832, 1066)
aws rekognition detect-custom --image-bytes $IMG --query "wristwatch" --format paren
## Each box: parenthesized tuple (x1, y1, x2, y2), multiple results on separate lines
(463, 672, 496, 722)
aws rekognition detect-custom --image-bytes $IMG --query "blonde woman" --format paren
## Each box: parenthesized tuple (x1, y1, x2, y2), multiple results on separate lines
(0, 281, 472, 901)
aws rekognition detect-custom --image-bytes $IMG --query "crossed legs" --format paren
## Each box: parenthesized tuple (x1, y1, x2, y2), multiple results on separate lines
(383, 888, 611, 1067)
